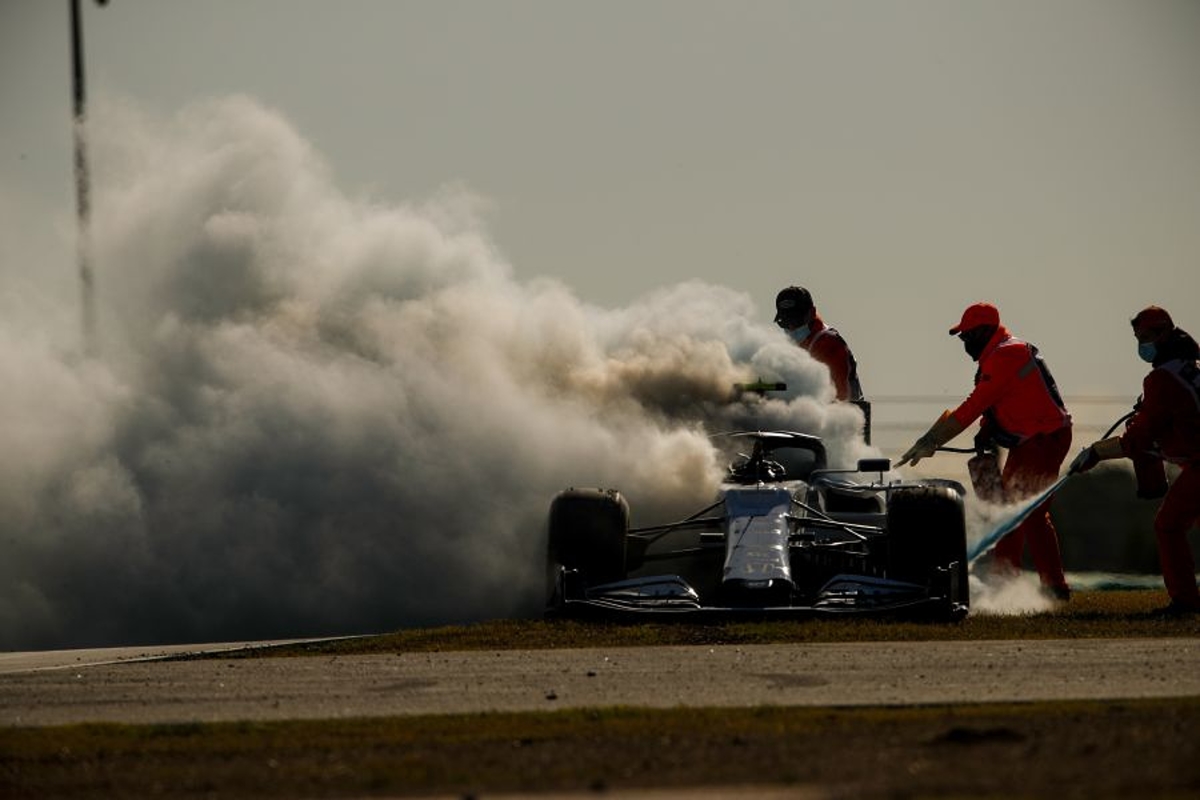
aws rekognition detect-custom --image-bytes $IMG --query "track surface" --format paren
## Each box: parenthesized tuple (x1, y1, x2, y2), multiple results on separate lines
(3, 637, 1197, 727)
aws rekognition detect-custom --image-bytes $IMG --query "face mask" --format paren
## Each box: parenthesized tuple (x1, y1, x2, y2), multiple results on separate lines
(960, 326, 995, 361)
(788, 324, 811, 343)
(1138, 342, 1157, 363)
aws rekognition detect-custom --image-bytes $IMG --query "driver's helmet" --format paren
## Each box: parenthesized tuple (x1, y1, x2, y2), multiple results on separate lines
(774, 286, 813, 329)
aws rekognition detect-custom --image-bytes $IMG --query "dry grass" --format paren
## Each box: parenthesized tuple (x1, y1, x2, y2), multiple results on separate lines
(231, 589, 1199, 659)
(4, 699, 1199, 799)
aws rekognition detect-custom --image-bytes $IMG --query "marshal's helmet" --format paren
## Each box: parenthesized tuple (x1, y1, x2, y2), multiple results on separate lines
(1130, 306, 1174, 339)
(774, 286, 813, 329)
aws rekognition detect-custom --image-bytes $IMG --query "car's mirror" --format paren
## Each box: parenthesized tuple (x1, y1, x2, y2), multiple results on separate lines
(857, 458, 891, 473)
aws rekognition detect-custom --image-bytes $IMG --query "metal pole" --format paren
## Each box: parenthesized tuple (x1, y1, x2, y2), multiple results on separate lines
(70, 0, 100, 355)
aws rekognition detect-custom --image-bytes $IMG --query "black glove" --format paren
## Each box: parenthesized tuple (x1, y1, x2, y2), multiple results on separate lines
(973, 426, 997, 455)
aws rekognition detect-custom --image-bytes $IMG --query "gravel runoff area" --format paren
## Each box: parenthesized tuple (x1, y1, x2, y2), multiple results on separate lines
(2, 637, 1199, 726)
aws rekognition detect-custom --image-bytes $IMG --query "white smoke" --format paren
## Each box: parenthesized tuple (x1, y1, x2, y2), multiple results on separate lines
(0, 95, 872, 649)
(968, 573, 1056, 615)
(964, 495, 1057, 615)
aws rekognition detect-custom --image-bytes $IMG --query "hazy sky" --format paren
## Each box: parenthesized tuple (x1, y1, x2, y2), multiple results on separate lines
(4, 0, 1200, 402)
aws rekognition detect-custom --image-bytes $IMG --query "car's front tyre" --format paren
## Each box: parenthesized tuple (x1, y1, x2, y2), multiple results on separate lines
(886, 485, 969, 620)
(546, 488, 629, 609)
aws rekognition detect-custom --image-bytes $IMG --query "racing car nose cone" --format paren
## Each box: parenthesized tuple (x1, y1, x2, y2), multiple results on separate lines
(720, 578, 793, 607)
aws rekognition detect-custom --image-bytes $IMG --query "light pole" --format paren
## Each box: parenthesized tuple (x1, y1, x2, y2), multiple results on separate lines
(70, 0, 107, 356)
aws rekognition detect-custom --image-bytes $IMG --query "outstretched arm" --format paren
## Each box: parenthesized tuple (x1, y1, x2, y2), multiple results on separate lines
(898, 410, 966, 467)
(1068, 436, 1124, 474)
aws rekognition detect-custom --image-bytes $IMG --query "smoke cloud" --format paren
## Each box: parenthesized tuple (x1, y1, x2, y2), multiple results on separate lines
(1, 96, 872, 650)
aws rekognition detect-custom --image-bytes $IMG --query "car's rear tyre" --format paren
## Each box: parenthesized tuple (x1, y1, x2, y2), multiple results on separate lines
(887, 486, 969, 620)
(547, 488, 629, 591)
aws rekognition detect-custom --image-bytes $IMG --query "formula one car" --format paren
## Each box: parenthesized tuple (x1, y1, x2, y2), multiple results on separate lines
(546, 430, 969, 621)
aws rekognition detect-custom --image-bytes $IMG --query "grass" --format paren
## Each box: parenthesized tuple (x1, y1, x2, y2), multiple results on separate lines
(220, 589, 1199, 659)
(4, 699, 1199, 798)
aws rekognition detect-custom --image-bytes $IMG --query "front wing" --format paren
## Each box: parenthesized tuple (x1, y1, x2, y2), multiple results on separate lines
(547, 566, 968, 620)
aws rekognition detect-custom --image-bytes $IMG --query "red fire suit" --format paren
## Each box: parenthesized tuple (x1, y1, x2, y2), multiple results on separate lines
(951, 326, 1072, 592)
(795, 312, 864, 402)
(1119, 358, 1200, 606)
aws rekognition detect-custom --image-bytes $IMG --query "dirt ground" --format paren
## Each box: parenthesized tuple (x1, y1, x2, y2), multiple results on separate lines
(3, 698, 1198, 798)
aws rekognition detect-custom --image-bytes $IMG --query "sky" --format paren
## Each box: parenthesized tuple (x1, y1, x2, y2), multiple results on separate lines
(1, 1, 1198, 647)
(5, 0, 1200, 400)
